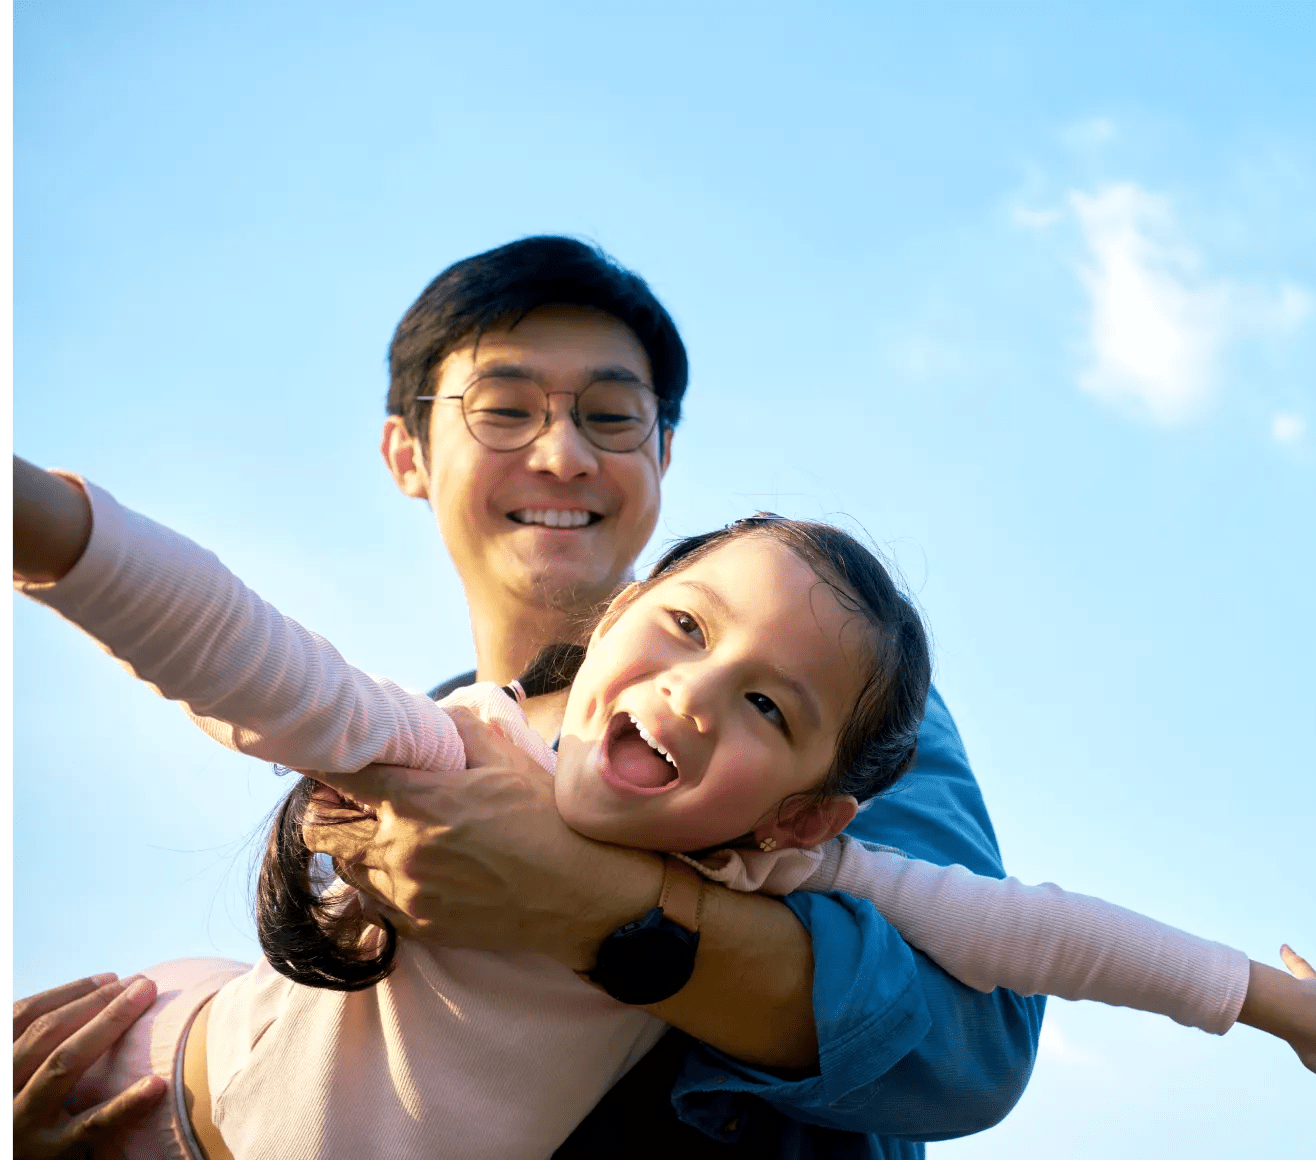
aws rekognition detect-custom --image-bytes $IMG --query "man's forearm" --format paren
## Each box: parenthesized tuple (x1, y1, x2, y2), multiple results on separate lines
(554, 843, 819, 1071)
(647, 885, 817, 1071)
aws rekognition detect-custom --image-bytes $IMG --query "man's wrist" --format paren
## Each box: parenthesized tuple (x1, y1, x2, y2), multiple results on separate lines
(557, 846, 665, 972)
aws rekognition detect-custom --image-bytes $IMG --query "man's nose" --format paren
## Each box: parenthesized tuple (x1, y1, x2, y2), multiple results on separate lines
(523, 395, 599, 479)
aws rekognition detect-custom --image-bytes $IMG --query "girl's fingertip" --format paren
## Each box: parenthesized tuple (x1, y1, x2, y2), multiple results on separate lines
(90, 972, 119, 986)
(126, 977, 155, 1000)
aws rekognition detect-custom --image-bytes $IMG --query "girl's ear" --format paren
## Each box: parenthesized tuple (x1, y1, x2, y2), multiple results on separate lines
(381, 416, 431, 500)
(589, 581, 644, 646)
(757, 795, 859, 851)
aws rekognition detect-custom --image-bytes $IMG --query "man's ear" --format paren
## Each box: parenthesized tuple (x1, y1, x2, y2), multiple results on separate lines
(588, 581, 645, 648)
(381, 415, 431, 499)
(659, 427, 673, 476)
(757, 794, 859, 851)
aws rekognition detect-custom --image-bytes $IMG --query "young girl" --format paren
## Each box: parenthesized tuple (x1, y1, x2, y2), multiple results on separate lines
(13, 458, 1315, 1160)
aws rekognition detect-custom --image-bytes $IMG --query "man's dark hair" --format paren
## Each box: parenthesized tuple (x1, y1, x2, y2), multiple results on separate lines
(387, 236, 688, 447)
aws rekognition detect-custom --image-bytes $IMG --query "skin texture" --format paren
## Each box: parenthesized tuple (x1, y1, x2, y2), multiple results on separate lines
(555, 535, 863, 853)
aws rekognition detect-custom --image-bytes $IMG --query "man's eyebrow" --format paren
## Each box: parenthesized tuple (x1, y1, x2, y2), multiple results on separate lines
(674, 579, 822, 731)
(464, 362, 537, 384)
(463, 363, 649, 387)
(587, 365, 647, 385)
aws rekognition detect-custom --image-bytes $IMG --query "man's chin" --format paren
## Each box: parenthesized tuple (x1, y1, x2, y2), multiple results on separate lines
(500, 557, 621, 614)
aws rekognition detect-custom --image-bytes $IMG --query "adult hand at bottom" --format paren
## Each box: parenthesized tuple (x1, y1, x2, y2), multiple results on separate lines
(13, 973, 165, 1159)
(304, 709, 663, 971)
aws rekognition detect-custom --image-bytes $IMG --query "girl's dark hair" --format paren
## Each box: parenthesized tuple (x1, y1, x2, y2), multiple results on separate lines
(256, 518, 928, 991)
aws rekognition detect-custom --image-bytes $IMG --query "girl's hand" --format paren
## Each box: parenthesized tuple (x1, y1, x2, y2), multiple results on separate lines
(13, 974, 165, 1159)
(1277, 944, 1316, 1072)
(11, 457, 93, 584)
(1238, 945, 1316, 1075)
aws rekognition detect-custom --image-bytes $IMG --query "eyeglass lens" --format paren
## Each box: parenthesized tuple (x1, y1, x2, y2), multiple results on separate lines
(460, 379, 659, 452)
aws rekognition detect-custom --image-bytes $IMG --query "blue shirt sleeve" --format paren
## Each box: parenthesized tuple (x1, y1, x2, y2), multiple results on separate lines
(670, 687, 1046, 1150)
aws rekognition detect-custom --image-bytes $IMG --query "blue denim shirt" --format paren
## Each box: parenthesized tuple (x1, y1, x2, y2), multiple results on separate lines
(669, 687, 1047, 1157)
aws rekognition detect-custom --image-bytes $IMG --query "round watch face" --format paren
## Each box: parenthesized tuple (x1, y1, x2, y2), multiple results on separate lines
(589, 907, 701, 1005)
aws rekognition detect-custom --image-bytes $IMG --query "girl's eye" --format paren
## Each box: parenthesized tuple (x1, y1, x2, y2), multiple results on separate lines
(746, 692, 787, 733)
(670, 609, 705, 645)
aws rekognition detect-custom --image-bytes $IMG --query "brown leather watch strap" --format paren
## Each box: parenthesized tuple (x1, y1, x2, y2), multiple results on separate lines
(658, 856, 705, 934)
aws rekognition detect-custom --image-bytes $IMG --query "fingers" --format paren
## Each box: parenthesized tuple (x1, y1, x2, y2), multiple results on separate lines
(297, 763, 416, 807)
(303, 813, 380, 860)
(68, 1073, 168, 1149)
(14, 977, 157, 1118)
(451, 709, 549, 776)
(15, 1073, 166, 1160)
(1280, 944, 1316, 980)
(13, 974, 118, 1041)
(15, 977, 138, 1091)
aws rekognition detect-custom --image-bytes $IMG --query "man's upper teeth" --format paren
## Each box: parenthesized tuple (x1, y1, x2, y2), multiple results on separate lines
(513, 509, 592, 528)
(628, 713, 676, 765)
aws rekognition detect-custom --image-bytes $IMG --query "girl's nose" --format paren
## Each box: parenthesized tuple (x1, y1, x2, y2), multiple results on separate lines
(659, 665, 720, 732)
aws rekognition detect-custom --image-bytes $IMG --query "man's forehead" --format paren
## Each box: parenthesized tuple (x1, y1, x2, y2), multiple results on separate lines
(443, 307, 650, 376)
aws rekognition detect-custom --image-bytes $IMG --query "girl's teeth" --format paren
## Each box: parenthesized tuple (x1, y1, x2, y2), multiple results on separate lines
(627, 713, 676, 766)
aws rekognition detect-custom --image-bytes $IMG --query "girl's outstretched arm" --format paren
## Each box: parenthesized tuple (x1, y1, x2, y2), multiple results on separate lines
(14, 459, 465, 778)
(798, 838, 1308, 1050)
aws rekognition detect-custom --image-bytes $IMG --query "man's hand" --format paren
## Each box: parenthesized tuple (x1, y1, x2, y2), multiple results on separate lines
(304, 710, 663, 971)
(13, 974, 165, 1160)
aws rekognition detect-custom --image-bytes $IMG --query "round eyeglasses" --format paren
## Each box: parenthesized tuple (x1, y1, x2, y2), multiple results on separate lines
(416, 378, 662, 454)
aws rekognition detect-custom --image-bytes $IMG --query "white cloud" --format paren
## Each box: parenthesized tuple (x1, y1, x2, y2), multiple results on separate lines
(1068, 183, 1310, 425)
(1272, 412, 1306, 444)
(1070, 185, 1224, 424)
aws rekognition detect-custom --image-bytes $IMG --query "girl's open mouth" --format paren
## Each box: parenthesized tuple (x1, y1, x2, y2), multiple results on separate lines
(598, 712, 680, 796)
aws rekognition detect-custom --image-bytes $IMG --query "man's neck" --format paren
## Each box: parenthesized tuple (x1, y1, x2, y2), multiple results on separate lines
(469, 592, 592, 688)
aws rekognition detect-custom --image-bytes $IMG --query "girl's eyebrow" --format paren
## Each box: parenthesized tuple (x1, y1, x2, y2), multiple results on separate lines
(673, 579, 822, 731)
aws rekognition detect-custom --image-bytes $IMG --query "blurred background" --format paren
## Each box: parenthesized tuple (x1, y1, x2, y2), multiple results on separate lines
(11, 2, 1314, 1155)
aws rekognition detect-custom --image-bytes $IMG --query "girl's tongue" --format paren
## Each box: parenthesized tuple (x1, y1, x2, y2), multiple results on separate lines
(605, 716, 678, 790)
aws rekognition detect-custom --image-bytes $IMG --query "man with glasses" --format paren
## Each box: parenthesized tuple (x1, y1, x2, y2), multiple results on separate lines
(15, 237, 1042, 1158)
(360, 237, 1043, 1155)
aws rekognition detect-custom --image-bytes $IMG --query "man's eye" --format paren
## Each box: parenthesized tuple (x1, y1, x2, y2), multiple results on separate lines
(746, 692, 786, 733)
(670, 610, 705, 644)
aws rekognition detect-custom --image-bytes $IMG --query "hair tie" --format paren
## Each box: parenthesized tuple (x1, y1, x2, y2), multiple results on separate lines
(504, 678, 528, 704)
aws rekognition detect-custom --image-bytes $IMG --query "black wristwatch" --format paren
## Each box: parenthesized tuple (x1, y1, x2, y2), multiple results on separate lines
(587, 857, 705, 1005)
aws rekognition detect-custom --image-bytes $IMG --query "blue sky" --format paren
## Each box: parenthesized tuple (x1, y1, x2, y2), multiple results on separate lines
(11, 2, 1314, 1155)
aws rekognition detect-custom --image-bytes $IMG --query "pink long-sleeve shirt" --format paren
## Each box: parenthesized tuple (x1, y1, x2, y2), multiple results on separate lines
(18, 478, 1250, 1160)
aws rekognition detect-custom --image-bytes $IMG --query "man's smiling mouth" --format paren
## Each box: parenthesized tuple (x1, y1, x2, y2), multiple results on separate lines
(508, 508, 603, 528)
